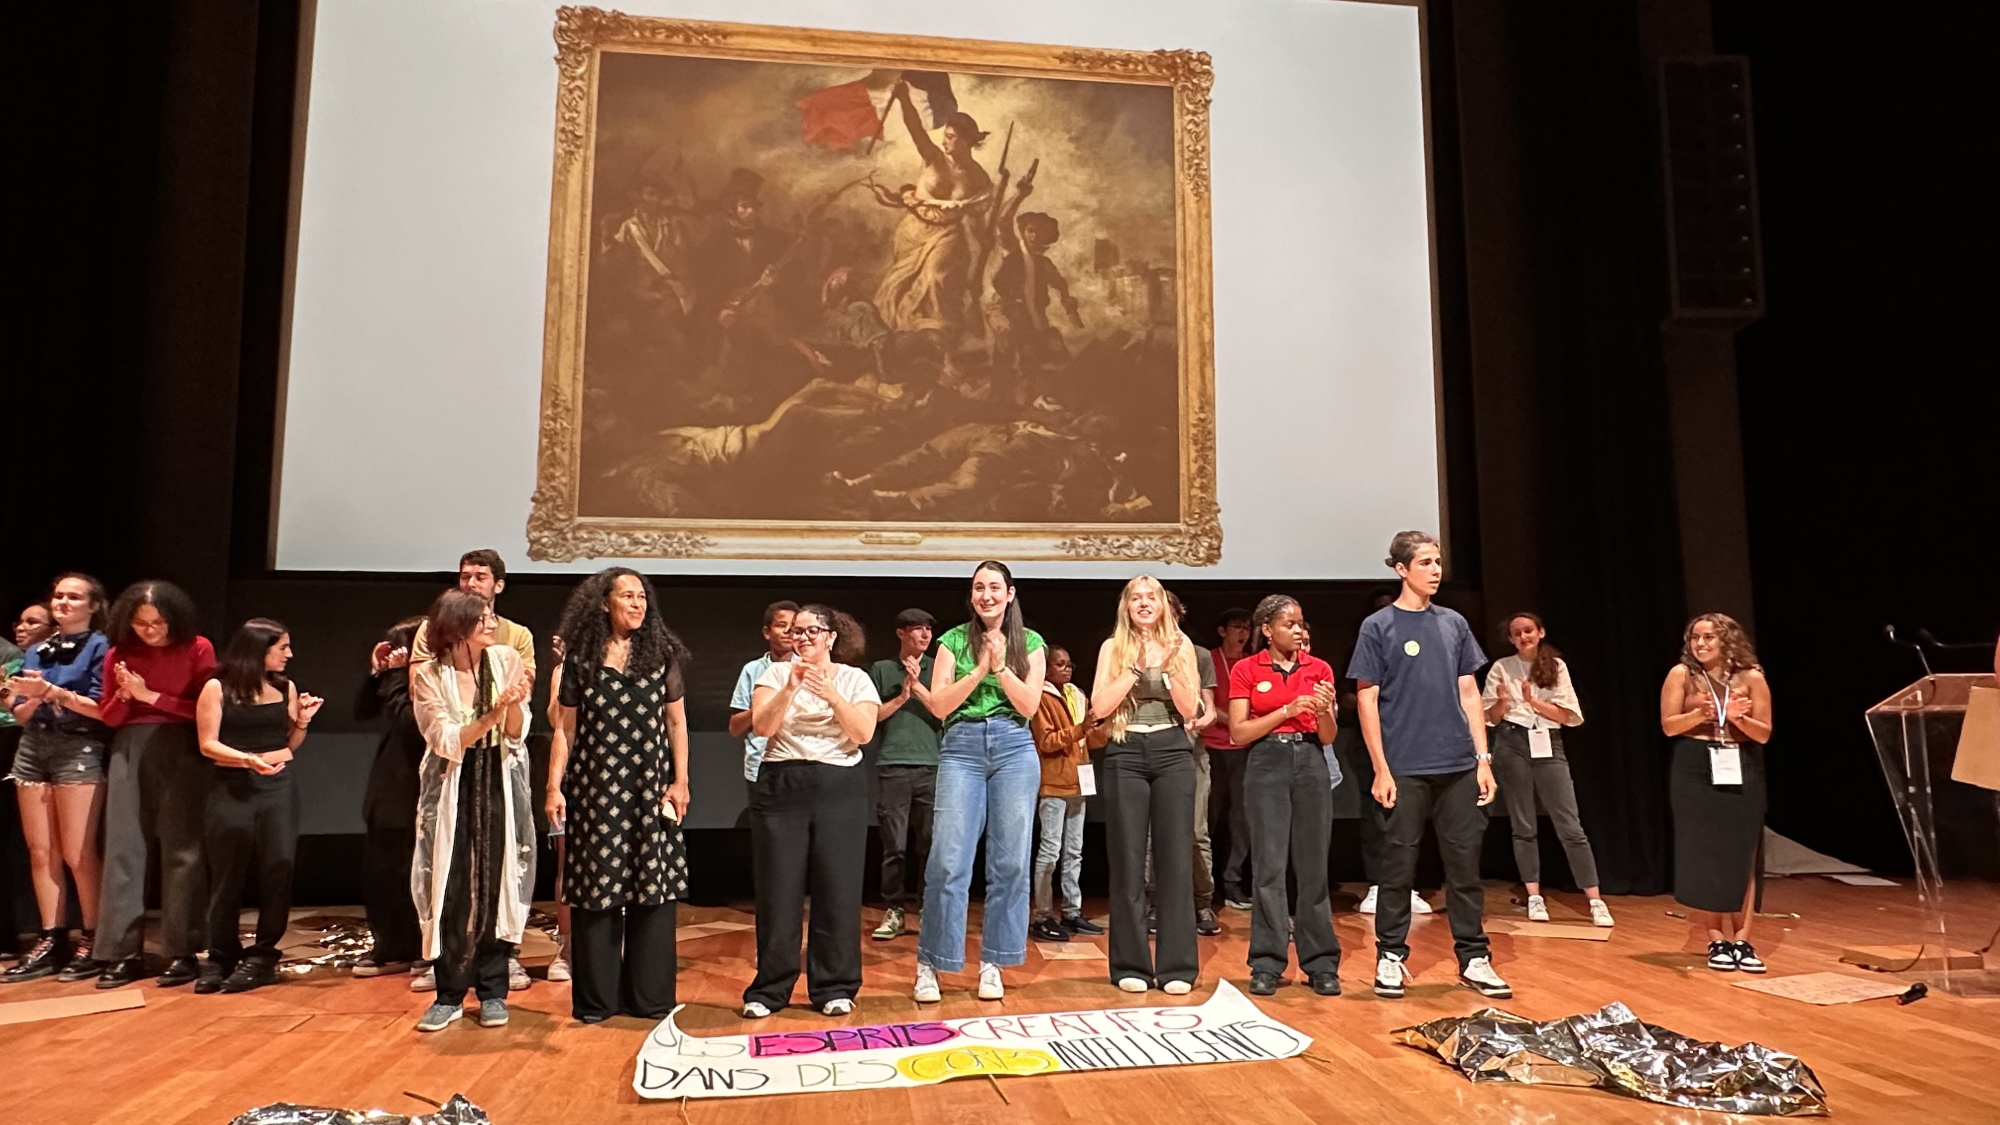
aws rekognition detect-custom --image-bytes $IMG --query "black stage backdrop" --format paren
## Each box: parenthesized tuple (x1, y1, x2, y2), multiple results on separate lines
(4, 2, 1992, 911)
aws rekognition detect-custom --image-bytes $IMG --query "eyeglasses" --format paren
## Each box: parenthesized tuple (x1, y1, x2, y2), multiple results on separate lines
(786, 625, 832, 640)
(478, 612, 499, 625)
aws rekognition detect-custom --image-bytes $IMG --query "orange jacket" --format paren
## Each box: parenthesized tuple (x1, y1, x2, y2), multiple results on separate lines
(1030, 685, 1100, 797)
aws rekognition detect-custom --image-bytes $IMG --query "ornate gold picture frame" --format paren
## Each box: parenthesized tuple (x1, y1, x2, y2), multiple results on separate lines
(528, 8, 1216, 564)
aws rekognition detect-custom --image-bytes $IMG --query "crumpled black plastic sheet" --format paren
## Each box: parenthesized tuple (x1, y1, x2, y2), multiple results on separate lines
(228, 1093, 489, 1125)
(1393, 1002, 1829, 1116)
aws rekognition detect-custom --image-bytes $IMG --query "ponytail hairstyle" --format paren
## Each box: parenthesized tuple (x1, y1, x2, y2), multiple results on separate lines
(798, 604, 867, 666)
(1249, 594, 1301, 654)
(217, 618, 290, 707)
(1502, 611, 1563, 689)
(965, 560, 1029, 678)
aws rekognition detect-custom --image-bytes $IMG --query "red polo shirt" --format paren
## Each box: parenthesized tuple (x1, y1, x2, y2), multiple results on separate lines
(1203, 647, 1246, 749)
(1227, 648, 1335, 735)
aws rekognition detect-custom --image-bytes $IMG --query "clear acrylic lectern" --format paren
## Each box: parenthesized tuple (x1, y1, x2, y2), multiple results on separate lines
(1866, 674, 2000, 995)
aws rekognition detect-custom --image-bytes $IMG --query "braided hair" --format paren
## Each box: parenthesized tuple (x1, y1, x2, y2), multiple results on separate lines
(1249, 594, 1300, 654)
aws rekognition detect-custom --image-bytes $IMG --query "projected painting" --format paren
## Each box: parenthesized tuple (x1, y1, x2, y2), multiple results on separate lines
(528, 9, 1217, 564)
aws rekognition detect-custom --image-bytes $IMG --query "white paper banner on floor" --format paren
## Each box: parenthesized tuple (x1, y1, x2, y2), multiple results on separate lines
(633, 980, 1311, 1100)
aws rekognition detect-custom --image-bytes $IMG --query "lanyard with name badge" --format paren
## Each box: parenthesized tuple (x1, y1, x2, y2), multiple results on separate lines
(1705, 672, 1742, 786)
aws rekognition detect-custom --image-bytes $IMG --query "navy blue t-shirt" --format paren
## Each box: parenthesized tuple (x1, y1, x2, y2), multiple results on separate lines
(1346, 604, 1485, 775)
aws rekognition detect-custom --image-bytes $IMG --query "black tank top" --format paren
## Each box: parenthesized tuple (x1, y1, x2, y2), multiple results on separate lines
(219, 698, 290, 755)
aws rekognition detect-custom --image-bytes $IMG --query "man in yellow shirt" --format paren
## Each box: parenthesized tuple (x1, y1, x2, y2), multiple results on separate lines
(410, 550, 537, 679)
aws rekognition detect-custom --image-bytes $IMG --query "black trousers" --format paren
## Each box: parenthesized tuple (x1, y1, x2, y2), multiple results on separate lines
(1207, 748, 1252, 902)
(875, 764, 936, 909)
(571, 901, 677, 1020)
(1245, 737, 1340, 976)
(1374, 769, 1490, 966)
(204, 768, 298, 966)
(99, 723, 215, 962)
(745, 761, 868, 1009)
(1105, 728, 1198, 985)
(1331, 728, 1389, 885)
(434, 752, 514, 1006)
(0, 727, 29, 952)
(362, 822, 421, 963)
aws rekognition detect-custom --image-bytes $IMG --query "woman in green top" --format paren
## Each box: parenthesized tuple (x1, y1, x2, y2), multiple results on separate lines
(914, 561, 1047, 1003)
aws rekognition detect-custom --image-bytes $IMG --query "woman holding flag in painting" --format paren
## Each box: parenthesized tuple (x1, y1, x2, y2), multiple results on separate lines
(870, 75, 992, 337)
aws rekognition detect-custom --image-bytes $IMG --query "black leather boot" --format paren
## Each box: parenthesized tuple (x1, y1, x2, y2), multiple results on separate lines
(2, 930, 67, 984)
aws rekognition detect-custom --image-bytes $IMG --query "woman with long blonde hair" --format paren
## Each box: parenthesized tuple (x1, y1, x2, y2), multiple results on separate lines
(1090, 576, 1203, 994)
(1660, 613, 1773, 973)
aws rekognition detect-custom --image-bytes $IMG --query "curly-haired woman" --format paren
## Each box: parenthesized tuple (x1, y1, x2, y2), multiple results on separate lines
(546, 569, 691, 1023)
(1660, 613, 1773, 973)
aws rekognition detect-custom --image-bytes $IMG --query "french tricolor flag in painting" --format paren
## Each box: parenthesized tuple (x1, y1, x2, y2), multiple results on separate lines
(795, 70, 957, 151)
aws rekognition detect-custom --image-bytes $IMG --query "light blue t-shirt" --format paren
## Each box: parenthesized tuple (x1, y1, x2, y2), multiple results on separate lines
(732, 653, 788, 781)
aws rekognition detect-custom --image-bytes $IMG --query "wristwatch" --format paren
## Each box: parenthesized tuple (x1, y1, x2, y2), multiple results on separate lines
(1474, 752, 1493, 763)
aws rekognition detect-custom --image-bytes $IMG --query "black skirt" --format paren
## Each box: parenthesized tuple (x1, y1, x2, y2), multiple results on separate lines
(1669, 737, 1766, 912)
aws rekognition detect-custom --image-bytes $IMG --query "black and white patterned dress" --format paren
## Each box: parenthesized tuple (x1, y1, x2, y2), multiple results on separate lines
(558, 655, 689, 910)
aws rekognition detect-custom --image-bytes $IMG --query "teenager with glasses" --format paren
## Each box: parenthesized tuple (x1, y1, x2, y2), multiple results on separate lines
(94, 581, 218, 989)
(741, 605, 878, 1018)
(4, 574, 112, 984)
(546, 569, 692, 1022)
(915, 561, 1047, 1004)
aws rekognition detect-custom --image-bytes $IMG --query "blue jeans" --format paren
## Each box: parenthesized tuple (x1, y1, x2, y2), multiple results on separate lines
(919, 717, 1040, 971)
(1034, 796, 1085, 921)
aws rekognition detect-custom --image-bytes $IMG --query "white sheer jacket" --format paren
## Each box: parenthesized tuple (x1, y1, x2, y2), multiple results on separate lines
(408, 644, 537, 959)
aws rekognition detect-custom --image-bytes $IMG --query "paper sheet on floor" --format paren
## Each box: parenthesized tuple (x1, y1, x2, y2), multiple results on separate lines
(0, 990, 145, 1026)
(1732, 972, 1909, 1005)
(633, 980, 1309, 1100)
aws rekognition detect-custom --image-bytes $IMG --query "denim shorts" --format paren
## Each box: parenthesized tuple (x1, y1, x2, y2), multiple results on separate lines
(9, 727, 107, 785)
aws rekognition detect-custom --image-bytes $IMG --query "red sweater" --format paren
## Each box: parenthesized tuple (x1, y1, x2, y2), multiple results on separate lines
(97, 638, 217, 727)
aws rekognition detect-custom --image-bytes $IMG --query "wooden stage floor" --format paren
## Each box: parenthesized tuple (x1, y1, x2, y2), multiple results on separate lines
(2, 877, 1996, 1124)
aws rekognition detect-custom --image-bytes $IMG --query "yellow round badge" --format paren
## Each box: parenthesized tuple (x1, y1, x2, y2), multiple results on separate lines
(1256, 680, 1273, 692)
(1403, 640, 1422, 657)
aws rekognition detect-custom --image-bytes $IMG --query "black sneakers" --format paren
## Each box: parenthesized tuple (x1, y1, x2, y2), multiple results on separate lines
(1309, 971, 1341, 996)
(1248, 970, 1282, 996)
(1733, 941, 1766, 973)
(96, 956, 146, 989)
(1030, 919, 1068, 944)
(1195, 908, 1221, 936)
(1706, 940, 1738, 971)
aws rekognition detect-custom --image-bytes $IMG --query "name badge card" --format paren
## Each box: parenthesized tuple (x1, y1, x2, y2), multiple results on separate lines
(1710, 743, 1743, 786)
(1077, 763, 1098, 797)
(1528, 726, 1554, 759)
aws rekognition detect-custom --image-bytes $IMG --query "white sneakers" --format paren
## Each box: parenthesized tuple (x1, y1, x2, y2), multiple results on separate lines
(1373, 952, 1409, 998)
(821, 998, 854, 1016)
(1357, 887, 1434, 915)
(741, 1001, 772, 1019)
(409, 962, 435, 992)
(1162, 980, 1192, 996)
(547, 953, 572, 982)
(913, 962, 941, 1004)
(1589, 898, 1615, 927)
(1117, 977, 1148, 993)
(1526, 894, 1551, 922)
(978, 962, 1005, 1000)
(507, 957, 530, 992)
(1458, 956, 1513, 998)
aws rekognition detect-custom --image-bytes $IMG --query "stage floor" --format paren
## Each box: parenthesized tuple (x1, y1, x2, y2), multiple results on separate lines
(2, 878, 1995, 1124)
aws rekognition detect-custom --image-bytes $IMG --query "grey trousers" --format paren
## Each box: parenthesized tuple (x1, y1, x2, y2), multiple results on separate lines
(1489, 723, 1599, 889)
(98, 723, 214, 962)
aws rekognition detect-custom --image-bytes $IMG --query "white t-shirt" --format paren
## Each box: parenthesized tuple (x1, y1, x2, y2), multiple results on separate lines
(754, 661, 883, 766)
(1481, 654, 1584, 729)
